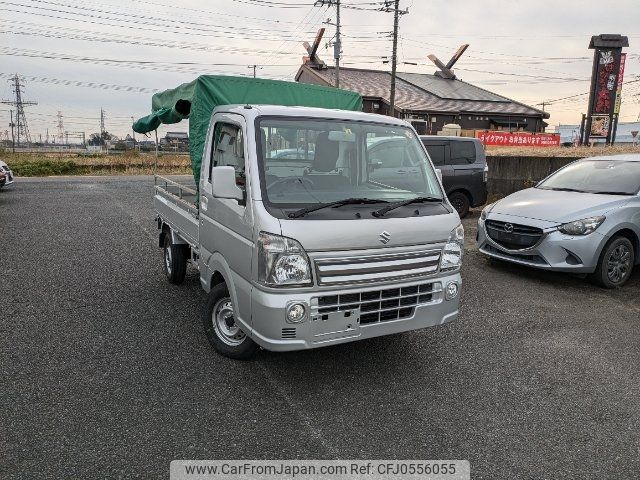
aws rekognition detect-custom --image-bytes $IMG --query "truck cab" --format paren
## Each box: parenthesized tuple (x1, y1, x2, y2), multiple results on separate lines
(155, 105, 463, 359)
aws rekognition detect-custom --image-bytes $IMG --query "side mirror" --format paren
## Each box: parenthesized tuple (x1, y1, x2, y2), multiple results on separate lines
(211, 166, 244, 202)
(435, 168, 443, 182)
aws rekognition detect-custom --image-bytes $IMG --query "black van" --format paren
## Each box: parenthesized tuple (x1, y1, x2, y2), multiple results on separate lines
(420, 136, 488, 217)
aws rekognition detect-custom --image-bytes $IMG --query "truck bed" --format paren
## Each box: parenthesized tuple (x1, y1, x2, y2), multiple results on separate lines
(153, 175, 199, 247)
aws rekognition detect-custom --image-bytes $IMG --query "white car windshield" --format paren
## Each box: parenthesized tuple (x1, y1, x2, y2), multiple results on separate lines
(257, 117, 443, 207)
(538, 159, 640, 195)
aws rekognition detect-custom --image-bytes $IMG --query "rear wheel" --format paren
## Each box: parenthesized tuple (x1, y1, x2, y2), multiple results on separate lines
(590, 236, 635, 288)
(448, 191, 470, 218)
(202, 283, 258, 360)
(163, 234, 188, 284)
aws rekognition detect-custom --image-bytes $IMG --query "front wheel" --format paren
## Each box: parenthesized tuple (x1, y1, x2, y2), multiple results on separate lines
(590, 236, 635, 288)
(202, 283, 258, 360)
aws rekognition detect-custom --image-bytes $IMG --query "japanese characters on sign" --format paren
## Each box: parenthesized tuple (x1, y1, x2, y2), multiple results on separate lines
(587, 46, 624, 141)
(613, 53, 626, 115)
(475, 131, 560, 147)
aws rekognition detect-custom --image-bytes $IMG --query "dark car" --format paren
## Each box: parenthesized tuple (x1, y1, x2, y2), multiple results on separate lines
(420, 136, 488, 217)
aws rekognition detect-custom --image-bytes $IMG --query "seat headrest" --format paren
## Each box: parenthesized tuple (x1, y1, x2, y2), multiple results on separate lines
(313, 132, 339, 172)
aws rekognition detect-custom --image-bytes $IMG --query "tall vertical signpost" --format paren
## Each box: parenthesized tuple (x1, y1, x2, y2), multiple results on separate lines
(583, 34, 628, 145)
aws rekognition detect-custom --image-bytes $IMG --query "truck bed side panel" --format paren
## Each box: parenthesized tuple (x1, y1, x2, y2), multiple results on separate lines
(154, 193, 199, 246)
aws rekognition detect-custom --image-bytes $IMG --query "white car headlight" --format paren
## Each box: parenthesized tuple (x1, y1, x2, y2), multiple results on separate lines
(440, 224, 464, 271)
(558, 216, 605, 236)
(257, 232, 312, 286)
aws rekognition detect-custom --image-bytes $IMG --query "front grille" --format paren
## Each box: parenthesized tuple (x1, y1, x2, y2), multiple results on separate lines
(315, 249, 441, 285)
(483, 244, 547, 265)
(486, 220, 543, 250)
(314, 283, 436, 325)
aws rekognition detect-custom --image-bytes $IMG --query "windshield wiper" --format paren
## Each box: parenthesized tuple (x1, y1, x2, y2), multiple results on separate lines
(372, 196, 443, 217)
(288, 197, 387, 218)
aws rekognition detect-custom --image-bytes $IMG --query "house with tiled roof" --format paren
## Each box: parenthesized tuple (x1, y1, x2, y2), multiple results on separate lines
(295, 64, 549, 134)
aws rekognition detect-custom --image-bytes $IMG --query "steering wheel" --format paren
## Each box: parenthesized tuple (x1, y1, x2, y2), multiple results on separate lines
(267, 176, 315, 191)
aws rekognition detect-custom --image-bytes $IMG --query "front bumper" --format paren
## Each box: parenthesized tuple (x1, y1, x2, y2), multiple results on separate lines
(248, 273, 461, 352)
(477, 216, 605, 273)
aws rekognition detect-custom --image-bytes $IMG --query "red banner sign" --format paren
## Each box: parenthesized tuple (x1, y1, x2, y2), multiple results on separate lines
(475, 131, 560, 147)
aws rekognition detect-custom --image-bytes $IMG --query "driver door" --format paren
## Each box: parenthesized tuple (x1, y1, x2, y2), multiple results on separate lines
(200, 113, 254, 325)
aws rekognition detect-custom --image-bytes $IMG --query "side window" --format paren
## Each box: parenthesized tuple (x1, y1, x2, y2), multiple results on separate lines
(450, 141, 476, 165)
(423, 144, 445, 167)
(210, 122, 245, 188)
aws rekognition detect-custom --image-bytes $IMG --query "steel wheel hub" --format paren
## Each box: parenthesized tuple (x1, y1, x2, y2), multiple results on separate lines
(212, 297, 245, 346)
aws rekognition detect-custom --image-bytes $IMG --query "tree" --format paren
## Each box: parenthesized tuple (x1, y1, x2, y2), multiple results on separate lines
(87, 131, 116, 146)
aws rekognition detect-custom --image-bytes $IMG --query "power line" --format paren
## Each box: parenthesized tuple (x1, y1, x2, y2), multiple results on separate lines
(0, 72, 159, 93)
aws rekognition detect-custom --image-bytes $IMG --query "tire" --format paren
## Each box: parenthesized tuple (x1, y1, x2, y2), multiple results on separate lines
(448, 191, 470, 218)
(590, 236, 635, 289)
(162, 234, 188, 285)
(202, 283, 258, 360)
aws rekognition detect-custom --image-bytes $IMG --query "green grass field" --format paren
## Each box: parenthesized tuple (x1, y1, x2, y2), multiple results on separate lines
(1, 152, 192, 177)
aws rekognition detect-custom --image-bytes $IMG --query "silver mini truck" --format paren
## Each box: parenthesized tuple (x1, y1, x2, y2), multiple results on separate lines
(155, 105, 463, 359)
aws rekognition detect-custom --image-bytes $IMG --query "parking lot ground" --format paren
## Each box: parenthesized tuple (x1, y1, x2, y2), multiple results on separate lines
(1, 176, 639, 480)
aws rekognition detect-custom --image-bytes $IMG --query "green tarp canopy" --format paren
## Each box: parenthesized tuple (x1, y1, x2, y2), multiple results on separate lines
(133, 75, 363, 183)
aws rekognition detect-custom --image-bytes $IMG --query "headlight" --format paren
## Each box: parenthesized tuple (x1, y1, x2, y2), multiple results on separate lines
(440, 224, 464, 271)
(257, 232, 312, 286)
(558, 216, 605, 236)
(480, 202, 496, 221)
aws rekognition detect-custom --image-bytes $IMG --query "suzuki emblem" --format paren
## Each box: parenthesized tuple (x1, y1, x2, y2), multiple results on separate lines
(503, 223, 514, 233)
(379, 231, 391, 244)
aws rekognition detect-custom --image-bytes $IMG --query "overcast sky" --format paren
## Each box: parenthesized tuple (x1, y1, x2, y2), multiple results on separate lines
(1, 0, 639, 141)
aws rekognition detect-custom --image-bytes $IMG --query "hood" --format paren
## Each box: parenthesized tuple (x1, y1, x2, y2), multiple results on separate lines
(279, 213, 460, 252)
(491, 188, 630, 224)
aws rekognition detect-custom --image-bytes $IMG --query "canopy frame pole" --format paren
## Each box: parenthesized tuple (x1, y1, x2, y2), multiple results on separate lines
(154, 129, 159, 176)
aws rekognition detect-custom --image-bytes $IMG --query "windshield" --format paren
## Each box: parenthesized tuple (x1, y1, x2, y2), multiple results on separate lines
(257, 117, 443, 212)
(538, 159, 640, 195)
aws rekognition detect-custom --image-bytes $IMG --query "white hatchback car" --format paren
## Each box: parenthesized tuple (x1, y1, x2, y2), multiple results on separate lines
(0, 160, 14, 189)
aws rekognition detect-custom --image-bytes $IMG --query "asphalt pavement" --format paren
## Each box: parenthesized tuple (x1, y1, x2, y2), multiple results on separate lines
(1, 176, 639, 480)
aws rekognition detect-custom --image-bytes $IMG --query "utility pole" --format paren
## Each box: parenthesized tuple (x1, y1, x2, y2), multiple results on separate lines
(247, 65, 262, 78)
(131, 115, 136, 144)
(384, 0, 407, 116)
(334, 0, 341, 88)
(536, 101, 548, 113)
(56, 111, 64, 144)
(1, 74, 37, 145)
(100, 108, 106, 146)
(9, 109, 15, 153)
(318, 1, 342, 88)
